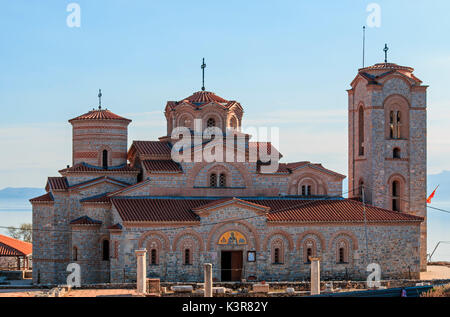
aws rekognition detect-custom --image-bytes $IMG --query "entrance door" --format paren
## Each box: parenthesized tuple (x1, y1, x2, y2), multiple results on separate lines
(221, 251, 243, 281)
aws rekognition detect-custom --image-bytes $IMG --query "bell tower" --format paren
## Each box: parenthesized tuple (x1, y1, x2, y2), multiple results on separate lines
(348, 61, 428, 271)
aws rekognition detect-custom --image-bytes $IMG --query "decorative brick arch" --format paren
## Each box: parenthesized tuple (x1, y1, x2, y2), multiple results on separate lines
(288, 172, 328, 196)
(206, 164, 232, 188)
(296, 230, 326, 252)
(383, 94, 410, 139)
(172, 229, 205, 252)
(201, 108, 225, 130)
(206, 220, 260, 251)
(328, 231, 358, 251)
(262, 230, 294, 252)
(147, 238, 163, 265)
(138, 231, 170, 251)
(186, 162, 252, 188)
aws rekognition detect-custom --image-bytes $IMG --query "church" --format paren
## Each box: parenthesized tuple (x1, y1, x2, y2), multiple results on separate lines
(30, 60, 427, 285)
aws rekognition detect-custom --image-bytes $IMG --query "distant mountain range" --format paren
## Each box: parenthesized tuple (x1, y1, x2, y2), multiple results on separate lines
(0, 187, 45, 200)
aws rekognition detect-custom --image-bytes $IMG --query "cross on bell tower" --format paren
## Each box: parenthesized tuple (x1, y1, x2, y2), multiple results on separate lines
(201, 58, 206, 91)
(383, 44, 389, 63)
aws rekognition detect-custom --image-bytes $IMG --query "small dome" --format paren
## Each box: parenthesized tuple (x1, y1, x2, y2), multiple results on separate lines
(181, 91, 228, 104)
(69, 109, 131, 123)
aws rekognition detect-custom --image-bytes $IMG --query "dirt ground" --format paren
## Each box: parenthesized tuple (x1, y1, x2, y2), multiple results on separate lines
(1, 265, 450, 297)
(420, 265, 450, 280)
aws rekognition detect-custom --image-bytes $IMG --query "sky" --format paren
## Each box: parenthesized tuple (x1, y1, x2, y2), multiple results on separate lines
(1, 0, 450, 189)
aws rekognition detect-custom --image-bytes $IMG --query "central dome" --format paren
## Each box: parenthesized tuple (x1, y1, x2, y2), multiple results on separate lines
(181, 91, 228, 104)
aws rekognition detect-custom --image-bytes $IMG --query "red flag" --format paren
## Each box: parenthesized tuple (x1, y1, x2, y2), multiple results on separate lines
(427, 185, 439, 204)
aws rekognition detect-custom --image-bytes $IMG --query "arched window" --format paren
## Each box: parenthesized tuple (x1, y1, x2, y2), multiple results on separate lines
(219, 173, 226, 188)
(271, 239, 284, 264)
(393, 148, 401, 159)
(102, 150, 108, 169)
(390, 111, 402, 139)
(207, 118, 216, 128)
(336, 239, 349, 264)
(102, 239, 110, 261)
(184, 249, 191, 265)
(338, 247, 345, 263)
(301, 185, 312, 196)
(306, 248, 312, 263)
(303, 238, 317, 263)
(209, 173, 217, 187)
(150, 249, 158, 265)
(73, 246, 78, 261)
(392, 180, 400, 211)
(274, 248, 280, 264)
(358, 107, 364, 156)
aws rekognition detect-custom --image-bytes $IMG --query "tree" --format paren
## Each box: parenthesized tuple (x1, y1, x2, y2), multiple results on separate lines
(7, 223, 32, 242)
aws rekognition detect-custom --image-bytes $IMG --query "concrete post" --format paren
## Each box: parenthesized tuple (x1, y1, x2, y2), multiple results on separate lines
(204, 263, 213, 297)
(309, 257, 321, 295)
(135, 249, 147, 294)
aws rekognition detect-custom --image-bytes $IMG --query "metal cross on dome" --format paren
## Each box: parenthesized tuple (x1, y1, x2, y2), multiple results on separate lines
(98, 89, 102, 109)
(383, 44, 389, 63)
(201, 58, 206, 91)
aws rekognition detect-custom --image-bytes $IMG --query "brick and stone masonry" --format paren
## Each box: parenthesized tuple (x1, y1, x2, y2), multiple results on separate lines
(30, 62, 427, 285)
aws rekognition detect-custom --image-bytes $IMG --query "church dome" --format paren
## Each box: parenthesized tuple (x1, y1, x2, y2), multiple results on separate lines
(69, 109, 131, 123)
(359, 63, 414, 73)
(181, 91, 228, 104)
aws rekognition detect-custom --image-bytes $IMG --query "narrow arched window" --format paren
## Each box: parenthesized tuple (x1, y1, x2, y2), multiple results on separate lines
(396, 111, 402, 138)
(150, 249, 157, 265)
(209, 173, 217, 187)
(390, 111, 402, 139)
(393, 148, 401, 159)
(338, 247, 345, 263)
(306, 248, 312, 263)
(358, 107, 364, 156)
(207, 118, 216, 128)
(184, 249, 191, 265)
(102, 150, 108, 169)
(274, 248, 280, 264)
(359, 180, 364, 199)
(73, 246, 78, 261)
(219, 173, 226, 188)
(390, 111, 395, 138)
(392, 180, 400, 211)
(102, 240, 110, 261)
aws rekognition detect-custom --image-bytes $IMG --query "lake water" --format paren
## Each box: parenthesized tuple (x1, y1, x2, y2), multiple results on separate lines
(1, 198, 449, 261)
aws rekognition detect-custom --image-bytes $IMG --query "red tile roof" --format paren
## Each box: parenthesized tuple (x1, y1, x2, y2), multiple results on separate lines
(263, 199, 422, 223)
(111, 198, 203, 222)
(29, 192, 54, 203)
(59, 163, 139, 174)
(182, 91, 228, 104)
(69, 216, 102, 225)
(110, 197, 422, 224)
(142, 160, 182, 173)
(69, 109, 131, 123)
(131, 141, 172, 157)
(359, 63, 414, 72)
(0, 234, 32, 257)
(46, 177, 68, 192)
